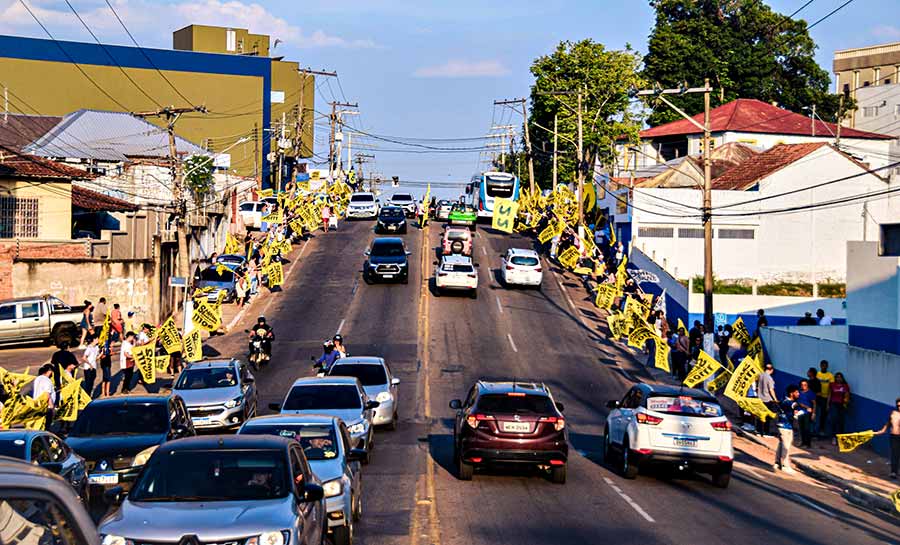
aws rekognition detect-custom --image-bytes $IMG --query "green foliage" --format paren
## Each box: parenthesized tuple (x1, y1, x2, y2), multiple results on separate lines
(690, 276, 752, 294)
(184, 155, 215, 202)
(528, 40, 644, 188)
(818, 283, 846, 298)
(643, 0, 846, 126)
(758, 282, 813, 297)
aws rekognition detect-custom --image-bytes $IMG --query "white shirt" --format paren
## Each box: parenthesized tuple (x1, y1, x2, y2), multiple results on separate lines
(819, 315, 833, 326)
(32, 375, 56, 407)
(120, 340, 134, 370)
(83, 344, 99, 370)
(137, 332, 151, 345)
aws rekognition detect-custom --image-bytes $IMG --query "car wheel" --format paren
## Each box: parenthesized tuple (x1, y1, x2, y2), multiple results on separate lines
(353, 490, 362, 521)
(331, 523, 352, 545)
(603, 426, 612, 464)
(389, 412, 398, 431)
(363, 271, 373, 285)
(458, 455, 473, 481)
(434, 286, 441, 297)
(550, 464, 567, 484)
(711, 470, 731, 489)
(401, 274, 409, 285)
(400, 227, 407, 234)
(621, 436, 639, 479)
(470, 289, 478, 300)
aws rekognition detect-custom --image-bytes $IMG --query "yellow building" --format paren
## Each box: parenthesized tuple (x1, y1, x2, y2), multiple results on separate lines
(833, 41, 900, 127)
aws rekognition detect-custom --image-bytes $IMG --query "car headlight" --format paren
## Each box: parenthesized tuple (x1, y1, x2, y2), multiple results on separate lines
(225, 395, 243, 409)
(101, 535, 132, 545)
(246, 531, 288, 545)
(131, 445, 158, 467)
(322, 479, 343, 498)
(375, 391, 392, 403)
(347, 421, 367, 434)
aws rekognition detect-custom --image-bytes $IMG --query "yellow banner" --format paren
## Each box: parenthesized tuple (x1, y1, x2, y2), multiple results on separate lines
(683, 350, 723, 388)
(732, 316, 752, 345)
(746, 337, 763, 365)
(724, 354, 761, 402)
(677, 317, 687, 334)
(156, 316, 182, 355)
(707, 368, 732, 393)
(192, 299, 222, 332)
(266, 261, 284, 287)
(262, 210, 283, 225)
(654, 341, 671, 373)
(538, 221, 559, 244)
(491, 198, 519, 234)
(155, 355, 170, 374)
(594, 284, 619, 310)
(56, 379, 84, 422)
(627, 326, 656, 350)
(558, 246, 580, 270)
(258, 188, 274, 198)
(183, 329, 202, 362)
(736, 396, 776, 422)
(607, 313, 624, 341)
(891, 489, 900, 514)
(1, 393, 49, 430)
(132, 342, 156, 384)
(0, 367, 34, 396)
(836, 430, 875, 453)
(97, 311, 111, 345)
(224, 232, 242, 255)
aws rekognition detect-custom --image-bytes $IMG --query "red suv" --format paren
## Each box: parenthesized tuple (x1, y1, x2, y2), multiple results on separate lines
(449, 380, 568, 483)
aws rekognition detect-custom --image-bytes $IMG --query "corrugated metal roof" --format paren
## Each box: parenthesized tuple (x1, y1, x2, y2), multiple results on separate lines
(24, 109, 209, 161)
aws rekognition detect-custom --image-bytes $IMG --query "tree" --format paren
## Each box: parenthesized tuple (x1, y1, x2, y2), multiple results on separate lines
(183, 155, 215, 203)
(642, 0, 845, 127)
(529, 40, 644, 188)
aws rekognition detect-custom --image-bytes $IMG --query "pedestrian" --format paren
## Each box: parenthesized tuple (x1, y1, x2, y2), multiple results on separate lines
(874, 397, 900, 479)
(796, 379, 816, 447)
(94, 297, 108, 325)
(321, 204, 331, 233)
(99, 339, 112, 398)
(125, 310, 138, 336)
(33, 364, 57, 429)
(816, 308, 833, 326)
(110, 303, 124, 342)
(815, 360, 834, 436)
(79, 301, 94, 346)
(797, 312, 817, 325)
(827, 372, 851, 442)
(774, 385, 801, 474)
(755, 309, 768, 338)
(673, 327, 690, 380)
(805, 367, 822, 435)
(248, 260, 260, 296)
(119, 331, 136, 394)
(756, 363, 778, 436)
(138, 323, 153, 345)
(235, 275, 248, 307)
(81, 336, 99, 397)
(50, 341, 78, 391)
(689, 320, 703, 349)
(717, 324, 732, 365)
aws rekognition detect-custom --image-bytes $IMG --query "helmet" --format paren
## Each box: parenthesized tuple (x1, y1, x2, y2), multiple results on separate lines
(257, 316, 266, 323)
(323, 340, 334, 348)
(333, 334, 343, 343)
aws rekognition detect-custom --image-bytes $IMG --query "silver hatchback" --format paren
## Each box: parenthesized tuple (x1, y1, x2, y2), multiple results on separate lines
(173, 359, 258, 430)
(326, 357, 400, 429)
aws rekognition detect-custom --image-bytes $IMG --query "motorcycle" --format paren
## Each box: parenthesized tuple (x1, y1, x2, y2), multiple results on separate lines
(246, 329, 272, 371)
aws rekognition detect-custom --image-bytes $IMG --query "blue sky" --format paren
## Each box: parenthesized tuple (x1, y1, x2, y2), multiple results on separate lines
(2, 0, 899, 191)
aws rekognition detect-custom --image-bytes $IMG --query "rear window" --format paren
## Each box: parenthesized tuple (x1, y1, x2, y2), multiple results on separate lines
(283, 385, 361, 410)
(446, 230, 470, 241)
(510, 256, 539, 266)
(442, 264, 474, 273)
(328, 364, 387, 386)
(646, 396, 722, 417)
(351, 194, 375, 202)
(475, 394, 555, 414)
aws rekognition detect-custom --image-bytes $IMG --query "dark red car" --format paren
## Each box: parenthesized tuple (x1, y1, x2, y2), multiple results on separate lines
(449, 380, 568, 483)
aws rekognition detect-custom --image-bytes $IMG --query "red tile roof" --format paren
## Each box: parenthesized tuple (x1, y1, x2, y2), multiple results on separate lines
(72, 185, 138, 212)
(711, 142, 829, 190)
(640, 99, 892, 140)
(0, 146, 93, 179)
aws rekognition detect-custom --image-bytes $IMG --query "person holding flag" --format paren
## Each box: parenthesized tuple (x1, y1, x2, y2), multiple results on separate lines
(775, 385, 801, 474)
(875, 397, 900, 479)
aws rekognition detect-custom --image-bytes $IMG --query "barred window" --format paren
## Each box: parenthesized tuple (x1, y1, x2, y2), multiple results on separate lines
(0, 197, 40, 238)
(678, 228, 705, 239)
(638, 227, 674, 238)
(718, 228, 755, 240)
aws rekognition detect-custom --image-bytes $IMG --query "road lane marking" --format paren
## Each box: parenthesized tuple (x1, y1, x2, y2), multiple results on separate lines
(602, 477, 655, 523)
(507, 333, 518, 352)
(481, 246, 487, 256)
(336, 319, 345, 335)
(496, 296, 503, 314)
(789, 493, 836, 518)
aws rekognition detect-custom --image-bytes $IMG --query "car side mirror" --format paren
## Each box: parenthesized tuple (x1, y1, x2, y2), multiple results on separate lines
(40, 462, 63, 475)
(449, 399, 462, 410)
(299, 483, 324, 503)
(606, 400, 620, 409)
(433, 260, 439, 266)
(474, 263, 480, 267)
(243, 376, 255, 384)
(365, 400, 380, 409)
(170, 424, 188, 439)
(555, 402, 565, 412)
(405, 251, 412, 256)
(391, 378, 400, 386)
(104, 485, 125, 505)
(347, 448, 367, 462)
(364, 249, 370, 256)
(269, 402, 282, 411)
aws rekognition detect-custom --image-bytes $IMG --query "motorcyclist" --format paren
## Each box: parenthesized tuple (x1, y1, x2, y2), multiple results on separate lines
(314, 340, 340, 373)
(332, 334, 347, 358)
(248, 316, 274, 359)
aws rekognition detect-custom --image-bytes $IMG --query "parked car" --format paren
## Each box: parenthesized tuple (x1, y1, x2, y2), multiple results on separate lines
(270, 377, 379, 463)
(346, 192, 380, 219)
(0, 457, 99, 545)
(448, 202, 477, 229)
(375, 206, 407, 234)
(325, 357, 400, 429)
(441, 226, 473, 256)
(604, 383, 733, 488)
(173, 359, 258, 431)
(434, 255, 478, 298)
(239, 201, 265, 229)
(500, 248, 543, 289)
(193, 265, 237, 303)
(436, 199, 453, 220)
(449, 380, 568, 483)
(363, 237, 410, 284)
(214, 253, 247, 271)
(66, 394, 195, 495)
(0, 295, 84, 346)
(387, 192, 416, 217)
(0, 430, 87, 498)
(238, 414, 365, 545)
(98, 435, 326, 545)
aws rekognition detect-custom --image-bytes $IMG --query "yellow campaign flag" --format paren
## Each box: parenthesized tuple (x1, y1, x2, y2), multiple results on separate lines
(609, 222, 617, 246)
(683, 350, 723, 388)
(725, 356, 735, 372)
(4, 394, 49, 430)
(558, 246, 580, 270)
(0, 367, 34, 396)
(155, 355, 170, 374)
(891, 489, 900, 514)
(731, 316, 751, 345)
(281, 239, 293, 255)
(836, 431, 875, 453)
(258, 188, 274, 198)
(538, 223, 557, 244)
(262, 210, 283, 225)
(183, 329, 203, 362)
(736, 396, 776, 422)
(624, 297, 645, 327)
(266, 261, 284, 287)
(607, 313, 624, 341)
(746, 337, 764, 366)
(491, 198, 519, 234)
(56, 379, 85, 422)
(583, 181, 597, 212)
(627, 326, 657, 350)
(156, 316, 182, 355)
(707, 368, 732, 393)
(224, 233, 242, 255)
(132, 342, 156, 384)
(723, 354, 761, 402)
(654, 341, 671, 373)
(677, 317, 687, 334)
(192, 299, 222, 332)
(573, 266, 593, 275)
(57, 365, 74, 386)
(97, 311, 112, 345)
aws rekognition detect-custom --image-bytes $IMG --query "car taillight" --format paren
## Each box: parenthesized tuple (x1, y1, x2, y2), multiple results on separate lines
(534, 267, 542, 272)
(466, 413, 493, 429)
(711, 420, 732, 431)
(506, 265, 515, 270)
(467, 273, 477, 278)
(539, 416, 566, 431)
(636, 412, 663, 425)
(718, 455, 733, 462)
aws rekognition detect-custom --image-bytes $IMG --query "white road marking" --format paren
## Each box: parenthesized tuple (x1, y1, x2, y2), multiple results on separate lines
(336, 318, 346, 335)
(602, 477, 655, 523)
(506, 333, 518, 353)
(496, 296, 503, 314)
(556, 278, 577, 309)
(481, 246, 487, 256)
(789, 493, 836, 518)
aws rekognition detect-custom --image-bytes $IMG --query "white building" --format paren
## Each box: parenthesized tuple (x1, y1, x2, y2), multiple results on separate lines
(854, 82, 900, 180)
(630, 142, 899, 284)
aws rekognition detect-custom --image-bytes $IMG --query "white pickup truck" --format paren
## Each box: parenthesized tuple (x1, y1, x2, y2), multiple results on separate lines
(0, 295, 85, 346)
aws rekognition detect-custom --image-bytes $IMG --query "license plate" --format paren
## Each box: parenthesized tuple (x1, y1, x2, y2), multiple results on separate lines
(501, 421, 531, 433)
(193, 417, 212, 425)
(388, 225, 397, 230)
(674, 439, 697, 448)
(89, 473, 118, 485)
(382, 274, 394, 279)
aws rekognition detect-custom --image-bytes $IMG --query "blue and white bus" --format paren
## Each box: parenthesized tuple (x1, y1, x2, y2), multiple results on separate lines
(467, 171, 520, 219)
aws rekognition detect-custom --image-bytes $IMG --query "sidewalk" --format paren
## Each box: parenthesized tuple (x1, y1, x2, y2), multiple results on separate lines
(549, 263, 900, 518)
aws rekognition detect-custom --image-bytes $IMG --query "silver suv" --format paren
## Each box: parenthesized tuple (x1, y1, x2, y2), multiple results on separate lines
(326, 357, 400, 430)
(173, 359, 258, 430)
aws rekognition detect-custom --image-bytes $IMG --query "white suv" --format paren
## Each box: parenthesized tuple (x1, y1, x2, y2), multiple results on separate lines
(434, 255, 478, 299)
(347, 192, 380, 219)
(387, 192, 416, 217)
(500, 248, 542, 288)
(604, 384, 733, 488)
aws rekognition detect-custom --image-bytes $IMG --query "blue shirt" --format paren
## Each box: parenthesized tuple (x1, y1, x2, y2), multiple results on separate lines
(316, 351, 340, 371)
(777, 398, 797, 430)
(798, 390, 816, 412)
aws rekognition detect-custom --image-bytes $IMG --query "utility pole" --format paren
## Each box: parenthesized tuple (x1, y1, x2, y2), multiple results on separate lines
(490, 125, 514, 170)
(328, 101, 357, 180)
(576, 89, 584, 226)
(494, 98, 535, 193)
(253, 122, 260, 190)
(836, 94, 844, 147)
(355, 153, 375, 186)
(635, 81, 714, 331)
(297, 68, 337, 158)
(552, 114, 558, 192)
(134, 105, 208, 280)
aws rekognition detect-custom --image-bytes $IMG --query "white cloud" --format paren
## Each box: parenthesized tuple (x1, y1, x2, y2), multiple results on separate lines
(872, 25, 900, 40)
(414, 59, 510, 78)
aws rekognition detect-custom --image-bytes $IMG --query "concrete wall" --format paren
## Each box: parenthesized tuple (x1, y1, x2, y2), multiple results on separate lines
(846, 241, 900, 354)
(629, 247, 688, 326)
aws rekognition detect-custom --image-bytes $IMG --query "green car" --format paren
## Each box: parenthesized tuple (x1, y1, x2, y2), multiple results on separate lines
(448, 203, 477, 229)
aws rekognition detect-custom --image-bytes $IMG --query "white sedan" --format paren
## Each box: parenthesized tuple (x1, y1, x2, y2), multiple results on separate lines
(500, 248, 543, 288)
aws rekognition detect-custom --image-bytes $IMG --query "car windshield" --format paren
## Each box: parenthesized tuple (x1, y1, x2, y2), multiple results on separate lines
(392, 194, 413, 201)
(370, 242, 405, 257)
(199, 268, 235, 282)
(70, 403, 168, 436)
(175, 368, 238, 390)
(351, 194, 375, 203)
(328, 364, 387, 386)
(646, 396, 723, 417)
(476, 394, 555, 414)
(241, 424, 339, 461)
(130, 449, 289, 502)
(446, 230, 470, 241)
(283, 385, 361, 411)
(0, 440, 25, 459)
(510, 256, 539, 266)
(380, 208, 404, 219)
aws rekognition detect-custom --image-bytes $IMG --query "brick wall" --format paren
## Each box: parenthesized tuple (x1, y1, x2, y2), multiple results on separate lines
(0, 240, 88, 298)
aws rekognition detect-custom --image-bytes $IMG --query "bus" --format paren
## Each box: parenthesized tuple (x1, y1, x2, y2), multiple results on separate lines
(467, 171, 520, 219)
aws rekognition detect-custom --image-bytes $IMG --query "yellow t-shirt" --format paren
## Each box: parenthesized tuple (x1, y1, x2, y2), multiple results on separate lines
(816, 371, 834, 397)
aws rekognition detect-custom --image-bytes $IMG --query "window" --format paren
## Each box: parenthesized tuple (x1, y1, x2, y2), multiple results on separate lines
(0, 496, 85, 545)
(638, 227, 674, 238)
(46, 436, 68, 462)
(886, 79, 892, 85)
(678, 228, 705, 239)
(0, 305, 15, 321)
(718, 228, 755, 239)
(20, 302, 41, 319)
(30, 439, 51, 464)
(895, 104, 900, 116)
(329, 364, 387, 386)
(226, 29, 236, 52)
(862, 106, 880, 117)
(0, 197, 39, 238)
